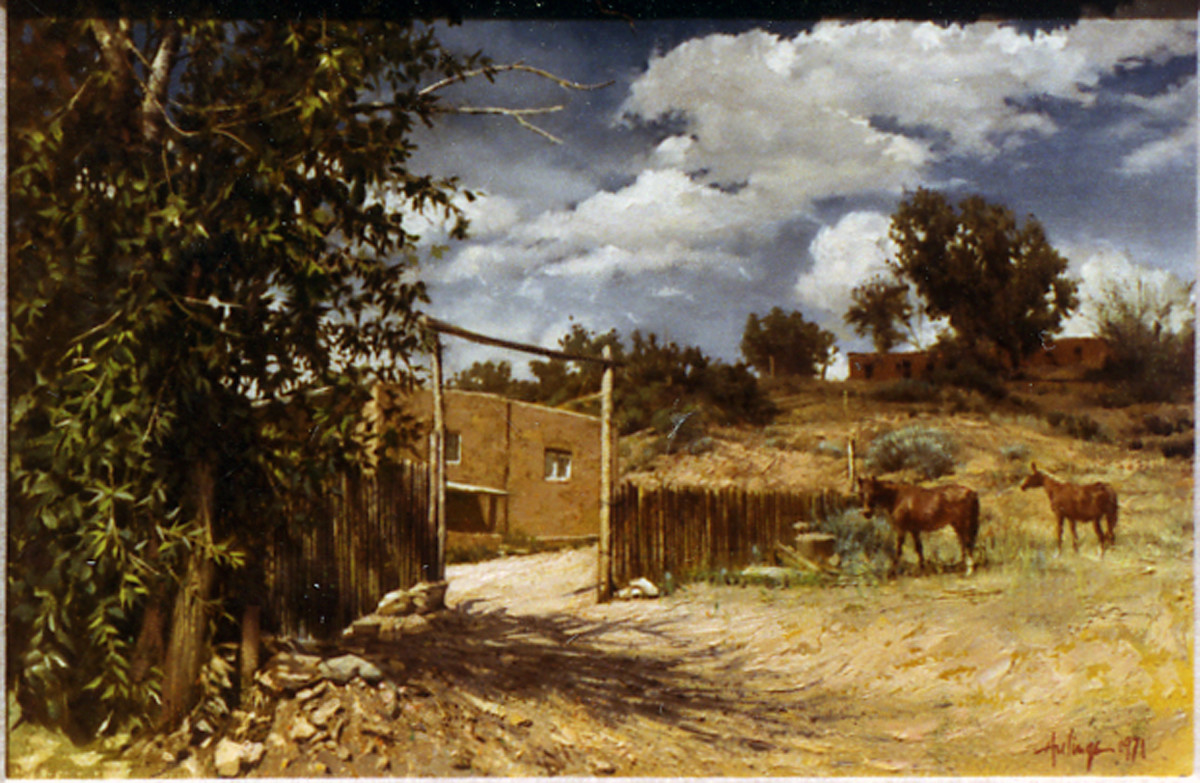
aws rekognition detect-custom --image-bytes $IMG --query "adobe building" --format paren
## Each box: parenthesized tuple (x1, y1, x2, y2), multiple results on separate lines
(847, 350, 939, 382)
(364, 385, 602, 541)
(848, 336, 1111, 383)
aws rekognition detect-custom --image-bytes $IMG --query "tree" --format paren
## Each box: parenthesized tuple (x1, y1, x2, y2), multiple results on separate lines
(1094, 277, 1195, 403)
(844, 274, 915, 353)
(887, 188, 1078, 372)
(449, 359, 536, 400)
(9, 18, 597, 733)
(740, 307, 838, 379)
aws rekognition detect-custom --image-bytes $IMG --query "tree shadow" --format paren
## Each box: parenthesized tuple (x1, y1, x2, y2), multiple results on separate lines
(337, 601, 813, 750)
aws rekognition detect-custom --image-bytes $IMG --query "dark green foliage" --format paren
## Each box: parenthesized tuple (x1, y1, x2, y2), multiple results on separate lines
(8, 18, 486, 733)
(741, 307, 838, 379)
(868, 378, 939, 404)
(844, 275, 914, 353)
(927, 338, 1009, 400)
(864, 426, 957, 479)
(1094, 280, 1195, 404)
(457, 324, 777, 436)
(1044, 411, 1110, 443)
(888, 188, 1078, 372)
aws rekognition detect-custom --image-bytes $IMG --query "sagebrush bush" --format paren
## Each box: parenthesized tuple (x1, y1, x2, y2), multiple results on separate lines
(863, 426, 957, 478)
(817, 509, 894, 579)
(1000, 442, 1032, 462)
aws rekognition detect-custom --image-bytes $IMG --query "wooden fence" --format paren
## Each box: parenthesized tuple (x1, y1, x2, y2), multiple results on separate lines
(611, 482, 850, 587)
(265, 460, 433, 639)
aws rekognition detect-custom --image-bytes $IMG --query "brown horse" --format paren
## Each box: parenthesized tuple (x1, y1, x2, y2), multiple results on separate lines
(858, 476, 981, 575)
(1020, 462, 1118, 555)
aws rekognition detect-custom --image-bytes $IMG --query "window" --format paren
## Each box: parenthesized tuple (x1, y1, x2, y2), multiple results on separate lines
(544, 449, 572, 481)
(445, 431, 462, 465)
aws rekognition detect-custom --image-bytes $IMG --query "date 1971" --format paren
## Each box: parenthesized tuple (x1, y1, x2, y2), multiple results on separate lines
(1033, 728, 1147, 771)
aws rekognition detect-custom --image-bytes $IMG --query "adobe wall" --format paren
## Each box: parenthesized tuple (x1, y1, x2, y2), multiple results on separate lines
(506, 401, 601, 539)
(365, 385, 600, 539)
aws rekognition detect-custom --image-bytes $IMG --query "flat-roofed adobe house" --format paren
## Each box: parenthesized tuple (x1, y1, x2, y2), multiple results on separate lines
(364, 385, 601, 541)
(848, 336, 1111, 382)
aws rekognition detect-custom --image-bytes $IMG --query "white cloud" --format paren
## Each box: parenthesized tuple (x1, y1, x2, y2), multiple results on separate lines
(794, 211, 895, 315)
(1118, 76, 1198, 175)
(620, 20, 1196, 210)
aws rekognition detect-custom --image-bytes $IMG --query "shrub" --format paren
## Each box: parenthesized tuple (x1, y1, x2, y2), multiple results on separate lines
(1044, 411, 1110, 443)
(868, 378, 939, 403)
(1000, 443, 1032, 462)
(863, 426, 957, 479)
(817, 509, 895, 579)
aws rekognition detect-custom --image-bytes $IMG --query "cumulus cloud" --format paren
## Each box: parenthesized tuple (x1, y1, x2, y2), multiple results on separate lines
(794, 211, 895, 315)
(620, 21, 1196, 206)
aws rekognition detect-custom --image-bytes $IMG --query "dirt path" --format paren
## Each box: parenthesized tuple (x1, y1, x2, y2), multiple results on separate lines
(168, 539, 1174, 778)
(9, 539, 1192, 778)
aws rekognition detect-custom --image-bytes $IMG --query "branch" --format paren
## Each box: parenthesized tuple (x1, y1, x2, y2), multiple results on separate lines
(348, 63, 612, 144)
(444, 105, 567, 143)
(418, 63, 613, 97)
(140, 22, 182, 144)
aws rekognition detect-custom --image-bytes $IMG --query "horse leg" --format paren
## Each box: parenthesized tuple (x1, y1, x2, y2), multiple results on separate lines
(1092, 517, 1106, 557)
(1068, 517, 1080, 553)
(912, 532, 926, 573)
(955, 527, 975, 576)
(1055, 515, 1064, 556)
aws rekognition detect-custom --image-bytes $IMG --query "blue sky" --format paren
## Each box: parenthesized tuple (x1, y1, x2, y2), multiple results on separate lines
(399, 16, 1196, 379)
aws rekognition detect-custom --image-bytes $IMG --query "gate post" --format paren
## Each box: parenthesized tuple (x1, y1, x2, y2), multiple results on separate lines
(430, 332, 447, 582)
(598, 345, 614, 602)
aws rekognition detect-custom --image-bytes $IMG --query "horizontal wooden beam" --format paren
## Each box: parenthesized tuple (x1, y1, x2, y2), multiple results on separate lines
(421, 315, 624, 367)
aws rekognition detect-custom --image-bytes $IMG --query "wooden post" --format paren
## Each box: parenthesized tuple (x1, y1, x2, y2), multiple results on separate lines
(847, 436, 857, 493)
(430, 333, 446, 582)
(598, 345, 614, 602)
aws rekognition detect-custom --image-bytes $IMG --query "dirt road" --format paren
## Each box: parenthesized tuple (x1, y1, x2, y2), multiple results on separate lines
(9, 538, 1193, 778)
(435, 544, 1193, 777)
(193, 538, 1187, 778)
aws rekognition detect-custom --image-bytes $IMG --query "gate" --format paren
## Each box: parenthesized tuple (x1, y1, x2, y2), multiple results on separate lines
(265, 460, 432, 639)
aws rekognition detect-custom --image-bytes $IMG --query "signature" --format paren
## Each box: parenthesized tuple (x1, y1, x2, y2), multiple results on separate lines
(1033, 728, 1147, 771)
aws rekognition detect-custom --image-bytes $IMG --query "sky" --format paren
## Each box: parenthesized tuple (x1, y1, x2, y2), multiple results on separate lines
(398, 14, 1197, 380)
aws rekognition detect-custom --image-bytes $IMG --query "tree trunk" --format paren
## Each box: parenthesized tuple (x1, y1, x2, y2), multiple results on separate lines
(239, 604, 261, 694)
(159, 460, 217, 728)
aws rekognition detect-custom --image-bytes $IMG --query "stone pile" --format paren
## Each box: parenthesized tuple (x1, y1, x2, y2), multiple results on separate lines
(342, 580, 448, 641)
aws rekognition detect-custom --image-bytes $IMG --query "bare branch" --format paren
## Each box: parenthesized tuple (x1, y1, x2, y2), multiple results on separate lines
(419, 63, 613, 97)
(444, 105, 567, 143)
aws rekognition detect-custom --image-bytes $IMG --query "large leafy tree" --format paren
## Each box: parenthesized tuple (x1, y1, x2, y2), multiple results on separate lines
(740, 307, 838, 379)
(844, 274, 916, 353)
(9, 17, 589, 733)
(887, 188, 1078, 371)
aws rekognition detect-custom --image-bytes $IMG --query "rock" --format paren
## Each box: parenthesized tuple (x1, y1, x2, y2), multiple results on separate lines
(795, 532, 837, 563)
(592, 759, 618, 776)
(289, 716, 318, 743)
(411, 581, 448, 614)
(244, 742, 265, 767)
(377, 589, 416, 617)
(257, 653, 322, 693)
(310, 698, 342, 727)
(318, 654, 384, 685)
(295, 681, 328, 703)
(345, 617, 382, 639)
(214, 739, 244, 777)
(616, 577, 659, 599)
